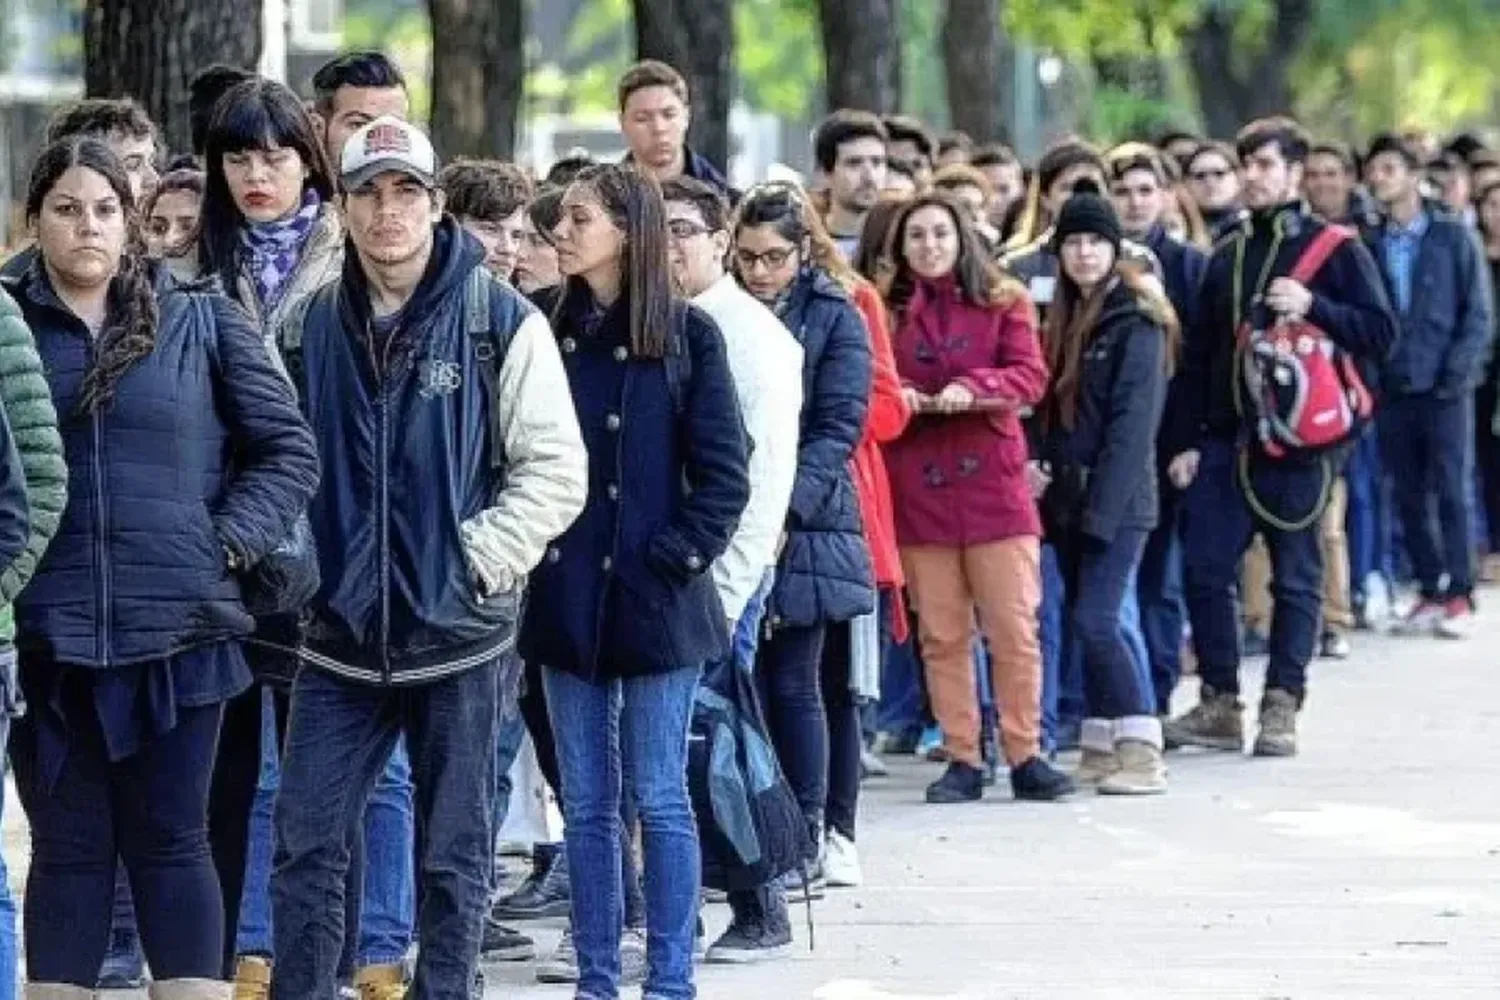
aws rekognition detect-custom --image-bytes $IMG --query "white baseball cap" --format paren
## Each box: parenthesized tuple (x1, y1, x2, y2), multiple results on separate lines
(340, 116, 437, 191)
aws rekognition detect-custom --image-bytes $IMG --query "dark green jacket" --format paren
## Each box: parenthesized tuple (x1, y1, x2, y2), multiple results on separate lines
(0, 283, 66, 642)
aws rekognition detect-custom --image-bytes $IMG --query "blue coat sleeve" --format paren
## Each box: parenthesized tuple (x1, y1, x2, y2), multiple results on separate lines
(0, 400, 29, 574)
(647, 307, 751, 583)
(1437, 225, 1495, 398)
(1082, 317, 1167, 545)
(785, 299, 872, 527)
(206, 293, 322, 567)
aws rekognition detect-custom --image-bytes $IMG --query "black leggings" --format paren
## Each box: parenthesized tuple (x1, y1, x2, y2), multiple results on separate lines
(756, 623, 829, 824)
(821, 622, 861, 841)
(12, 684, 224, 984)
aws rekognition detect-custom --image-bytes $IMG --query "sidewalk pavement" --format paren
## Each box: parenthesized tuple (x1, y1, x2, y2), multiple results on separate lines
(10, 617, 1500, 998)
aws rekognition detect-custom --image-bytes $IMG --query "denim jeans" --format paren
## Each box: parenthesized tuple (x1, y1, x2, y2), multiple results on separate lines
(273, 657, 512, 999)
(237, 695, 415, 971)
(1060, 529, 1154, 720)
(544, 665, 701, 1000)
(1346, 425, 1390, 603)
(1380, 393, 1476, 599)
(1139, 494, 1185, 710)
(1184, 439, 1324, 700)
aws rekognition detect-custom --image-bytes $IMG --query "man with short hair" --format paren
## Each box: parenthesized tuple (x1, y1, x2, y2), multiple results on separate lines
(812, 110, 889, 259)
(882, 114, 936, 188)
(270, 117, 587, 997)
(1166, 117, 1397, 757)
(931, 163, 998, 246)
(189, 64, 256, 158)
(662, 174, 803, 963)
(1363, 131, 1493, 637)
(1104, 141, 1208, 715)
(439, 160, 534, 283)
(617, 59, 736, 200)
(312, 51, 411, 171)
(1305, 142, 1374, 224)
(971, 143, 1025, 235)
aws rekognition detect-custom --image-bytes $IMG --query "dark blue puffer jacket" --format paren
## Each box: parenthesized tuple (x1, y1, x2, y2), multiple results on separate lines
(10, 260, 319, 667)
(766, 269, 875, 629)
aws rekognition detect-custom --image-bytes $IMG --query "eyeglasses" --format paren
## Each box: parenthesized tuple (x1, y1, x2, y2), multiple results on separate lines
(734, 246, 798, 271)
(667, 219, 714, 241)
(1190, 168, 1233, 183)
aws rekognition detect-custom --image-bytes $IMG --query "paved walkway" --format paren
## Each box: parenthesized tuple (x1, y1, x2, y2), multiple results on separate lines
(11, 617, 1500, 998)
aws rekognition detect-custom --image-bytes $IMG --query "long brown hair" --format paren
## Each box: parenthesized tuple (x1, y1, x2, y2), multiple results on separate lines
(849, 192, 912, 287)
(26, 136, 158, 415)
(880, 191, 1027, 316)
(1043, 256, 1179, 431)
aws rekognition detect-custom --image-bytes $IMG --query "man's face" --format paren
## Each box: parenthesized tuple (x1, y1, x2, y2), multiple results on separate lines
(1304, 152, 1353, 219)
(460, 208, 527, 282)
(1365, 151, 1418, 209)
(621, 85, 689, 173)
(321, 86, 410, 167)
(1240, 144, 1301, 211)
(343, 172, 440, 267)
(1044, 163, 1105, 218)
(1109, 167, 1167, 237)
(946, 183, 988, 231)
(825, 137, 887, 217)
(1188, 151, 1241, 212)
(665, 200, 728, 299)
(1473, 164, 1500, 195)
(888, 139, 932, 187)
(109, 132, 159, 206)
(979, 161, 1024, 219)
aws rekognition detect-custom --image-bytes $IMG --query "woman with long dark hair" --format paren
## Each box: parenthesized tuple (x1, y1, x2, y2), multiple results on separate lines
(521, 163, 749, 1000)
(6, 136, 316, 998)
(1036, 189, 1175, 795)
(1475, 181, 1500, 580)
(880, 191, 1073, 805)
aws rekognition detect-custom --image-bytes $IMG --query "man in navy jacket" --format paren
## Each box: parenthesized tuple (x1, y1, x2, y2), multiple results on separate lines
(1363, 132, 1495, 637)
(1165, 117, 1398, 759)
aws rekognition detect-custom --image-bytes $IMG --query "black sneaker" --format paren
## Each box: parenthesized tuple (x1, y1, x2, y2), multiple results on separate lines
(924, 761, 984, 803)
(704, 916, 792, 964)
(480, 918, 536, 961)
(492, 851, 571, 921)
(1009, 755, 1076, 801)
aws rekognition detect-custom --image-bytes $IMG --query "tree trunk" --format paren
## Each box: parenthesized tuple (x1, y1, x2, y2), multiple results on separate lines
(942, 0, 1003, 142)
(816, 0, 901, 115)
(84, 0, 262, 156)
(632, 0, 734, 171)
(426, 0, 525, 161)
(1188, 0, 1312, 138)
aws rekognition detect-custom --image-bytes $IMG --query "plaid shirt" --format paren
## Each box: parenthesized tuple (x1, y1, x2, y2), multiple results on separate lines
(1380, 209, 1430, 314)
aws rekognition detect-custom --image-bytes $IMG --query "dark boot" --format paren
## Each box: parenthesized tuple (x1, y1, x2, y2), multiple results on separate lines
(924, 761, 984, 803)
(492, 845, 571, 921)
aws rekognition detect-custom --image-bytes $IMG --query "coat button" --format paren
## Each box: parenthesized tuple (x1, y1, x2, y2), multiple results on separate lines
(614, 345, 628, 362)
(686, 553, 702, 571)
(546, 546, 561, 564)
(562, 337, 577, 353)
(602, 555, 613, 572)
(606, 483, 619, 501)
(606, 413, 621, 431)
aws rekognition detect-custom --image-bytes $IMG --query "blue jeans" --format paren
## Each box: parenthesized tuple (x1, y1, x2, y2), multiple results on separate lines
(545, 665, 701, 1000)
(273, 657, 511, 999)
(237, 695, 416, 970)
(1380, 393, 1476, 599)
(1184, 439, 1324, 700)
(1060, 530, 1154, 720)
(1346, 425, 1390, 601)
(1139, 495, 1184, 710)
(731, 572, 774, 673)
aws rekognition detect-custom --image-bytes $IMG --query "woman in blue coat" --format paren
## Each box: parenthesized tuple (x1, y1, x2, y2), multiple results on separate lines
(732, 183, 875, 895)
(521, 163, 750, 1000)
(6, 137, 318, 998)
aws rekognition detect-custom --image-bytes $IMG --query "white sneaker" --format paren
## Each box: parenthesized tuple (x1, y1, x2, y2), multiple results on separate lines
(823, 829, 863, 888)
(1435, 597, 1475, 639)
(1362, 571, 1392, 631)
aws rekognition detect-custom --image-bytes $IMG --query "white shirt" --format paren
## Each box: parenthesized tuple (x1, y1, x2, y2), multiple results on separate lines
(693, 274, 804, 624)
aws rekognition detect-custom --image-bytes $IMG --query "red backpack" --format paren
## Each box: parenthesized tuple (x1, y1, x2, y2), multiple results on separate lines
(1235, 225, 1374, 459)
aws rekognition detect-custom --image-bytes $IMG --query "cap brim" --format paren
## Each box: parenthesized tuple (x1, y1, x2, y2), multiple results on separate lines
(342, 159, 436, 192)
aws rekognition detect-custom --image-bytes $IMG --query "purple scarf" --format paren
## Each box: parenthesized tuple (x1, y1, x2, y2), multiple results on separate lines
(240, 188, 322, 314)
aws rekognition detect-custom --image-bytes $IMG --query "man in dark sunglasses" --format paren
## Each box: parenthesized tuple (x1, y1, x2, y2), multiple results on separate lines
(1186, 141, 1248, 240)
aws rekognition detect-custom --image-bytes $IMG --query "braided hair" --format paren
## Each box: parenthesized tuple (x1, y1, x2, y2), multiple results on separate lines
(25, 136, 159, 414)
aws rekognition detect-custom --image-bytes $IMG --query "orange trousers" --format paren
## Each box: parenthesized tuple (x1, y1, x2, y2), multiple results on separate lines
(901, 537, 1042, 768)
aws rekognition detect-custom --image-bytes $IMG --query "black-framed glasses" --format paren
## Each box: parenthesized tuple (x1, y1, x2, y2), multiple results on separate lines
(667, 219, 714, 241)
(734, 246, 798, 271)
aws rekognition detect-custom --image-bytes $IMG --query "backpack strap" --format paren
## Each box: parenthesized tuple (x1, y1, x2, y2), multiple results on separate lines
(465, 267, 511, 473)
(1289, 225, 1352, 285)
(277, 281, 338, 395)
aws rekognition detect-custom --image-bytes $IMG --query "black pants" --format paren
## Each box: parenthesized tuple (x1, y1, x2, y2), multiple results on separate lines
(1475, 382, 1500, 552)
(755, 623, 829, 824)
(1380, 392, 1476, 599)
(12, 682, 224, 984)
(821, 622, 860, 841)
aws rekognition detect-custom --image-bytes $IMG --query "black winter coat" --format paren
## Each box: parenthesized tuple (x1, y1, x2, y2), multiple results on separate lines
(1040, 281, 1168, 544)
(766, 269, 874, 630)
(11, 261, 319, 667)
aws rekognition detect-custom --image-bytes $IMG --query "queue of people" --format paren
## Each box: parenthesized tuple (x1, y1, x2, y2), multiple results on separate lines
(0, 40, 1495, 1000)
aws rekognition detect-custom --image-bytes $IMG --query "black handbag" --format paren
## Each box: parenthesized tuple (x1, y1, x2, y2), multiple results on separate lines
(1039, 461, 1092, 540)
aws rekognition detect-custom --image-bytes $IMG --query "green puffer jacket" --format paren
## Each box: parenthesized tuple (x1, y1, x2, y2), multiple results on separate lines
(0, 283, 66, 642)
